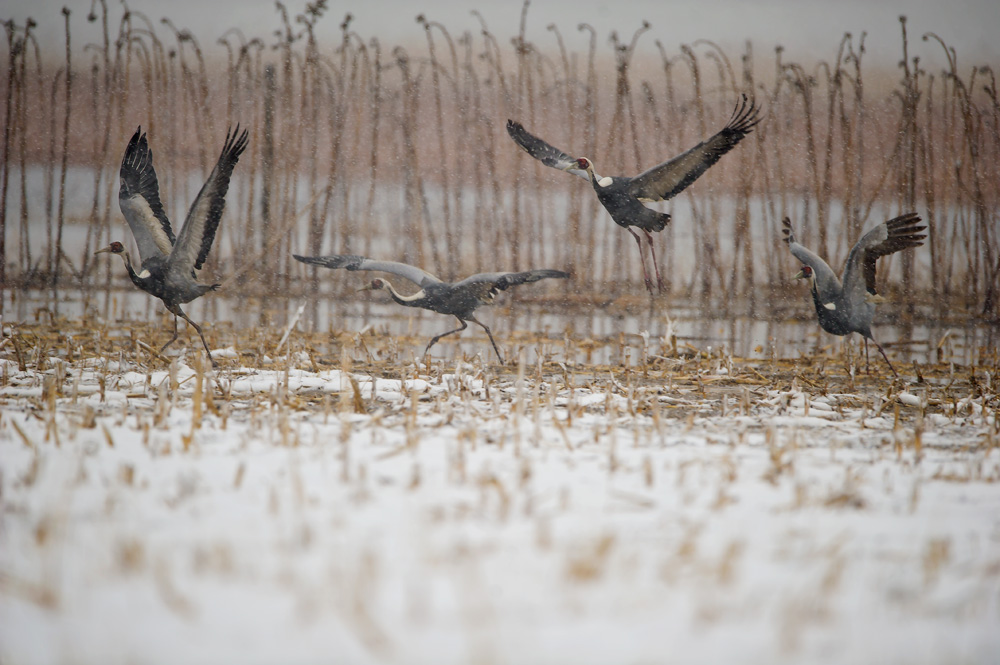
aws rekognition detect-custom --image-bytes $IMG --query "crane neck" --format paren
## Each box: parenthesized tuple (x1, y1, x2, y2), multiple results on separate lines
(579, 158, 603, 184)
(117, 250, 143, 288)
(381, 280, 426, 307)
(806, 275, 838, 315)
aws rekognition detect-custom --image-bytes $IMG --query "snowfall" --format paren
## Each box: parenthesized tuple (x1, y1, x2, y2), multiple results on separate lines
(1, 345, 998, 665)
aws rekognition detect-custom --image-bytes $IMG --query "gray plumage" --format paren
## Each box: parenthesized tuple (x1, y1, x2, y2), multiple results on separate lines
(297, 254, 442, 289)
(507, 95, 761, 293)
(97, 125, 250, 366)
(294, 253, 569, 363)
(118, 128, 175, 258)
(782, 212, 926, 376)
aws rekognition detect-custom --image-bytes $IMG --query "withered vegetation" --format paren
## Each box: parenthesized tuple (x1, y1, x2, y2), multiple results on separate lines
(0, 4, 997, 324)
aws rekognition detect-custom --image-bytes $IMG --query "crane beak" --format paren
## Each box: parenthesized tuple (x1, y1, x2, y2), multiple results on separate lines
(94, 245, 113, 255)
(793, 269, 807, 280)
(357, 284, 375, 292)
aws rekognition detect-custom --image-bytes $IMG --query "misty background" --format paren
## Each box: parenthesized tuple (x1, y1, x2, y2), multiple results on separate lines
(6, 0, 1000, 65)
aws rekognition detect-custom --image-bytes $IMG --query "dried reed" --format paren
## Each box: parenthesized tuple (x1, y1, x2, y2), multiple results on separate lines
(0, 7, 996, 325)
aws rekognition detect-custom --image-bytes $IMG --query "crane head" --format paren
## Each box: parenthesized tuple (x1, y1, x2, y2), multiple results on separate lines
(358, 278, 386, 292)
(574, 157, 592, 171)
(95, 241, 126, 255)
(793, 265, 813, 281)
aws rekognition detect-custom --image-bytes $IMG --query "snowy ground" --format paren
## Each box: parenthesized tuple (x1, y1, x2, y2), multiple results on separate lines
(1, 326, 998, 665)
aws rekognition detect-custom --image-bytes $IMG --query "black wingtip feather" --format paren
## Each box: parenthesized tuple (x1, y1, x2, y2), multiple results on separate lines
(293, 254, 333, 267)
(120, 123, 175, 244)
(124, 126, 142, 161)
(885, 213, 927, 247)
(861, 212, 927, 294)
(781, 217, 795, 244)
(726, 94, 763, 135)
(293, 254, 365, 270)
(495, 269, 571, 291)
(221, 123, 250, 162)
(505, 119, 532, 153)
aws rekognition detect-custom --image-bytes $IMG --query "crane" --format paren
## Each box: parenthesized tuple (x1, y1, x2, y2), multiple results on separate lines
(293, 254, 569, 363)
(95, 125, 249, 367)
(507, 95, 760, 293)
(782, 213, 927, 377)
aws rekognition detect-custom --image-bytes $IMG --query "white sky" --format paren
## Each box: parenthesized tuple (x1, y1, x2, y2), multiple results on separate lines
(4, 0, 999, 68)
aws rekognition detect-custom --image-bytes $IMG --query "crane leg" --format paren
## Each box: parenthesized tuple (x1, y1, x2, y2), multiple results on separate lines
(643, 230, 665, 294)
(627, 228, 655, 293)
(870, 337, 898, 378)
(169, 304, 217, 368)
(469, 315, 504, 364)
(423, 319, 468, 361)
(160, 315, 180, 354)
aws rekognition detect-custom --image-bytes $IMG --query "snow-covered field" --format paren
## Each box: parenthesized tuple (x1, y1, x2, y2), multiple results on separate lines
(1, 329, 998, 664)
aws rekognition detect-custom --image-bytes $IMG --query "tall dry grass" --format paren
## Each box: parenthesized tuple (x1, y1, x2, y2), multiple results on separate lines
(1, 3, 997, 322)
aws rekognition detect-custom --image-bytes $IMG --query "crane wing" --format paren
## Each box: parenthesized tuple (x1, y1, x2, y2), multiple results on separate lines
(782, 218, 842, 302)
(506, 120, 589, 181)
(446, 269, 569, 306)
(169, 125, 249, 275)
(843, 213, 925, 298)
(453, 269, 570, 291)
(118, 127, 175, 264)
(628, 95, 761, 202)
(293, 254, 443, 288)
